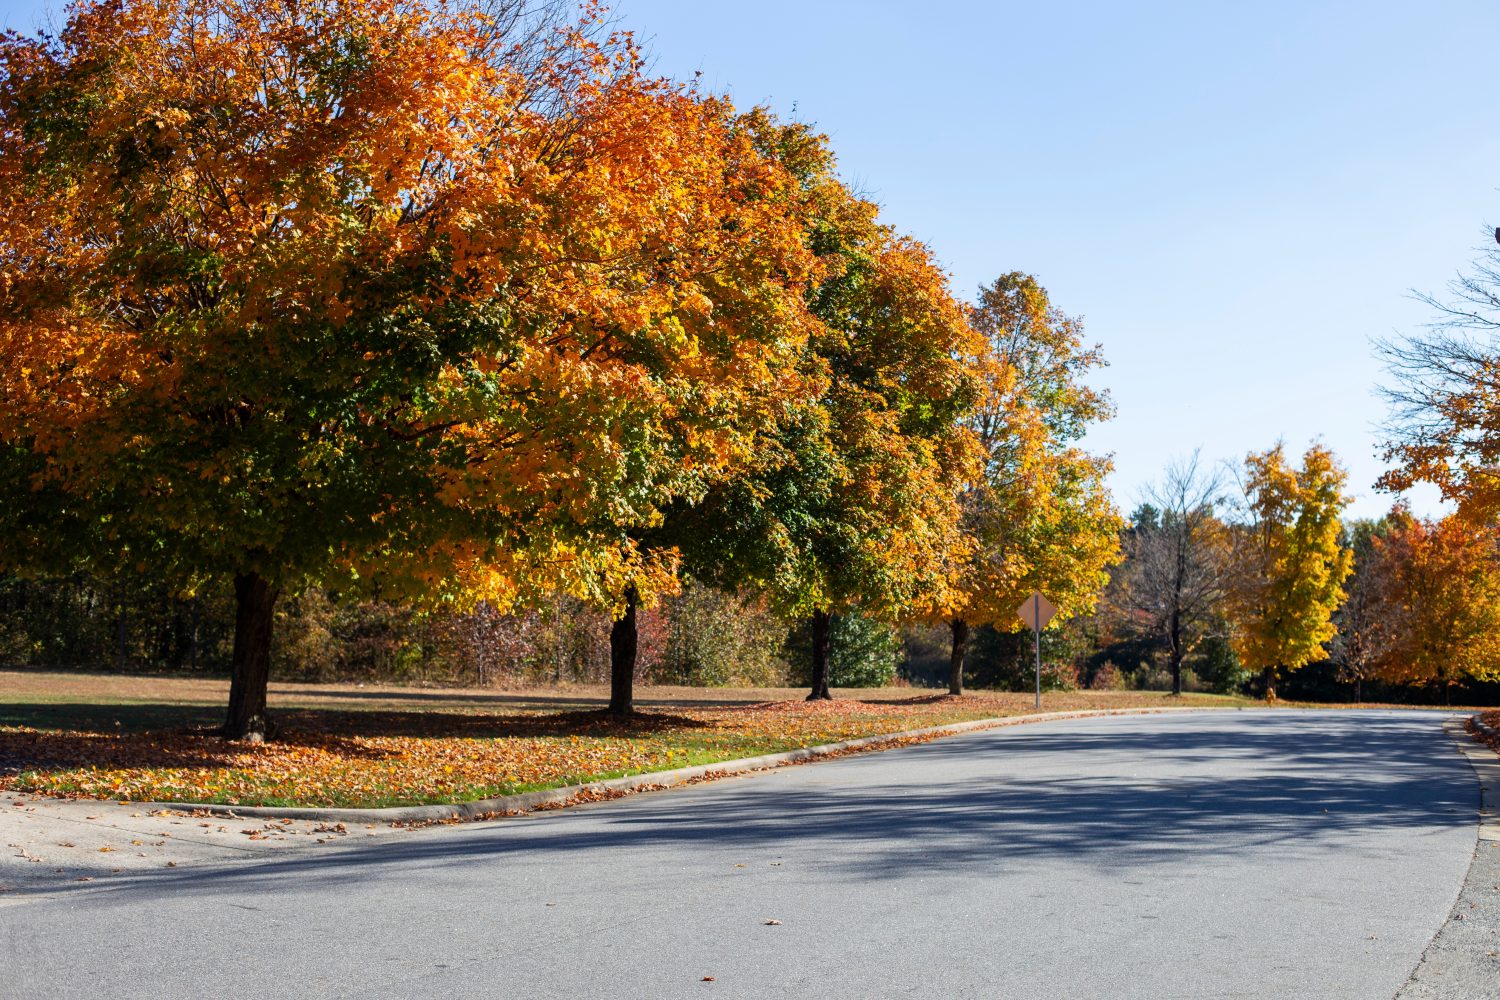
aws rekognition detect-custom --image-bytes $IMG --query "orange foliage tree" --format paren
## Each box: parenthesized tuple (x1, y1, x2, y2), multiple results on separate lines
(1367, 508, 1500, 697)
(0, 0, 820, 737)
(1379, 236, 1500, 523)
(940, 274, 1121, 695)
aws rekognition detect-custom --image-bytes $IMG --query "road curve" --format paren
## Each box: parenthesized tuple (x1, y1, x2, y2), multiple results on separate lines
(1, 709, 1480, 999)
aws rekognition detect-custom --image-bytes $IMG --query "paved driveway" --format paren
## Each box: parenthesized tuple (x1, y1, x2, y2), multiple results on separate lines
(1, 710, 1479, 999)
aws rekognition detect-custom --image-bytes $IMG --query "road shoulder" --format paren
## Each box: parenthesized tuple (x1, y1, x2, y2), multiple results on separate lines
(1395, 717, 1500, 998)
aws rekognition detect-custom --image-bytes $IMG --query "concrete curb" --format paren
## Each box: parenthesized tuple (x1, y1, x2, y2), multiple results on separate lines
(141, 704, 1246, 824)
(1394, 716, 1500, 998)
(1462, 713, 1500, 844)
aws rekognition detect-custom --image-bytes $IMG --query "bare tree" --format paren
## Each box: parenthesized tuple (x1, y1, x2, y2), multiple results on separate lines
(1378, 227, 1500, 519)
(1109, 453, 1232, 695)
(1330, 519, 1391, 702)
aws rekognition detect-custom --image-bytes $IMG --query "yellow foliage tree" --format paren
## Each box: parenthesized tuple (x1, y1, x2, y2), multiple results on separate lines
(1227, 442, 1353, 698)
(941, 274, 1122, 695)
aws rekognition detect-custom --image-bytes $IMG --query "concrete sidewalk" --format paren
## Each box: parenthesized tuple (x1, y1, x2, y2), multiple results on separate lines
(1, 794, 401, 902)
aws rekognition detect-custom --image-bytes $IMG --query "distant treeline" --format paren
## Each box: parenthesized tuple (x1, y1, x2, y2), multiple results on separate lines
(7, 562, 1497, 706)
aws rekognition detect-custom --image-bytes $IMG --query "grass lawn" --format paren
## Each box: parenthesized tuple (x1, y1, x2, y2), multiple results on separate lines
(0, 669, 1254, 808)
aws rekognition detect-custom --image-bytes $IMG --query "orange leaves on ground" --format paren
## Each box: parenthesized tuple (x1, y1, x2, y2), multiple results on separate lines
(1472, 712, 1500, 754)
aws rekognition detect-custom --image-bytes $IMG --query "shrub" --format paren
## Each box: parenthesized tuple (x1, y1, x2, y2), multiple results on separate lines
(1089, 661, 1126, 691)
(1133, 664, 1173, 691)
(1040, 661, 1080, 692)
(1192, 635, 1249, 694)
(646, 579, 790, 687)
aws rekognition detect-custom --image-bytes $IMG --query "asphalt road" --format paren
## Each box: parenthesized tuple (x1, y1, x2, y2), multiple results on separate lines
(1, 710, 1481, 1000)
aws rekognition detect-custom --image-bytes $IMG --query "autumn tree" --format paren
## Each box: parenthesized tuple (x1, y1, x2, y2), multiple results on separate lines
(0, 0, 820, 737)
(1226, 442, 1353, 699)
(1367, 509, 1500, 699)
(940, 274, 1121, 695)
(1107, 453, 1232, 696)
(1379, 231, 1500, 521)
(551, 101, 833, 717)
(667, 118, 982, 700)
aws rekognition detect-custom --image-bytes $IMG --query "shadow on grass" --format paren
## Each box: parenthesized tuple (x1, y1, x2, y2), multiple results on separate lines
(0, 702, 714, 778)
(1, 690, 1025, 743)
(0, 701, 221, 734)
(280, 689, 779, 710)
(268, 707, 713, 740)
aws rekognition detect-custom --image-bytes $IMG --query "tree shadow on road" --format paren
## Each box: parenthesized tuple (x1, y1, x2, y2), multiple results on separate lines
(41, 711, 1479, 904)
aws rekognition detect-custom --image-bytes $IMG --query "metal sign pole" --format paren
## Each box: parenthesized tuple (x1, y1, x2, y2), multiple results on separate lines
(1016, 592, 1055, 712)
(1033, 593, 1041, 710)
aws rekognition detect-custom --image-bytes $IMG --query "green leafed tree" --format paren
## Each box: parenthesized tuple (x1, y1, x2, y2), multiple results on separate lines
(667, 116, 982, 700)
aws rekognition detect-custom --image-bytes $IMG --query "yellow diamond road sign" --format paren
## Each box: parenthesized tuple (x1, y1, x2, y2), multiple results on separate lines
(1017, 592, 1057, 631)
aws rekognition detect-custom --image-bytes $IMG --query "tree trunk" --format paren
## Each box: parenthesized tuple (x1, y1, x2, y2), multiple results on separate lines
(1354, 677, 1361, 704)
(189, 597, 199, 673)
(1168, 610, 1183, 696)
(1262, 666, 1277, 702)
(608, 585, 639, 716)
(223, 572, 278, 742)
(948, 618, 970, 696)
(114, 595, 128, 671)
(807, 609, 833, 701)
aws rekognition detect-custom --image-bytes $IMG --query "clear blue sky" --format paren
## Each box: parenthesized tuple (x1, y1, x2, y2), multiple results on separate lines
(4, 0, 1496, 519)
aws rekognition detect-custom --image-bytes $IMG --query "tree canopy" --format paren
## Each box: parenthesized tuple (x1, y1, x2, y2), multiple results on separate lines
(0, 0, 824, 735)
(666, 117, 983, 698)
(1367, 508, 1500, 694)
(939, 274, 1121, 694)
(1227, 442, 1353, 697)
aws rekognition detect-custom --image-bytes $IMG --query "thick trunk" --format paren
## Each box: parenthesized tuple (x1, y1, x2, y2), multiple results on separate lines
(1262, 666, 1277, 701)
(948, 618, 970, 696)
(608, 585, 639, 716)
(1355, 677, 1362, 704)
(223, 572, 278, 741)
(806, 609, 833, 701)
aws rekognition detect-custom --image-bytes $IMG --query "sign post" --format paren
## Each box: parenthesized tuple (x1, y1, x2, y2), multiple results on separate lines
(1015, 592, 1057, 710)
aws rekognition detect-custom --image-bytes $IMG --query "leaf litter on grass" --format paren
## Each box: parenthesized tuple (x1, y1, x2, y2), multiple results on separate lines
(0, 691, 1235, 808)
